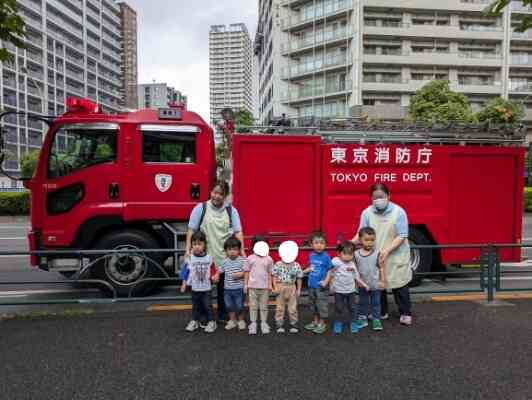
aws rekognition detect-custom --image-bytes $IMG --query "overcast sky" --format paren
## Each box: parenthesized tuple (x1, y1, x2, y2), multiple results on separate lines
(125, 1, 258, 123)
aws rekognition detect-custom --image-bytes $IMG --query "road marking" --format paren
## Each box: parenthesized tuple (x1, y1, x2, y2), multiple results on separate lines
(0, 294, 27, 298)
(0, 289, 99, 296)
(148, 300, 277, 312)
(0, 226, 30, 229)
(0, 255, 28, 258)
(447, 276, 532, 281)
(0, 237, 26, 240)
(432, 293, 532, 302)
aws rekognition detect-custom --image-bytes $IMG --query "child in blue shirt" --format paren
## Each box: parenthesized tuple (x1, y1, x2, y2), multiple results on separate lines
(303, 231, 333, 334)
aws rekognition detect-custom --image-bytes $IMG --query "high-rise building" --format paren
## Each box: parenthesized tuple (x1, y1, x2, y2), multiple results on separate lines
(256, 0, 532, 124)
(0, 0, 133, 182)
(209, 23, 253, 125)
(138, 83, 187, 109)
(119, 1, 138, 109)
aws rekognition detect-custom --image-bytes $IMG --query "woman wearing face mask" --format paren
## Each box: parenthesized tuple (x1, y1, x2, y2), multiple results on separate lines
(351, 183, 413, 326)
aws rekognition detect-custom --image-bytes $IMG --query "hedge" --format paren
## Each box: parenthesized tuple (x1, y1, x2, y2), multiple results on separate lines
(0, 191, 30, 215)
(1, 188, 532, 216)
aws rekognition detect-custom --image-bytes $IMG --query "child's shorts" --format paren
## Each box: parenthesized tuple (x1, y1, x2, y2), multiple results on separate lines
(224, 288, 245, 313)
(308, 287, 329, 319)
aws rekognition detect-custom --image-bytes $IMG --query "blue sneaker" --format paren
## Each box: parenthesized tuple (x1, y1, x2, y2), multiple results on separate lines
(333, 321, 343, 334)
(356, 318, 369, 329)
(350, 321, 359, 334)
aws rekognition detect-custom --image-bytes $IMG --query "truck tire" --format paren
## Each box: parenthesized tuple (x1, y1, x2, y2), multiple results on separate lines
(91, 229, 164, 297)
(409, 228, 433, 287)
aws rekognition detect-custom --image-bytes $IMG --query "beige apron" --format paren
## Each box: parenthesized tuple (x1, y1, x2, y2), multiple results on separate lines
(200, 201, 232, 268)
(366, 205, 412, 289)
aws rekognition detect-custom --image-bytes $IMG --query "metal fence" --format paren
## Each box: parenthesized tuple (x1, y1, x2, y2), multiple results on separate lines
(0, 243, 531, 306)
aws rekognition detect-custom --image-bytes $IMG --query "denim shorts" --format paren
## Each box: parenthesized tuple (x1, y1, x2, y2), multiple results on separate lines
(224, 288, 245, 313)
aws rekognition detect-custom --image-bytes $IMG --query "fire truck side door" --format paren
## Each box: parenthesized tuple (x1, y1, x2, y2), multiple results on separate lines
(123, 124, 206, 221)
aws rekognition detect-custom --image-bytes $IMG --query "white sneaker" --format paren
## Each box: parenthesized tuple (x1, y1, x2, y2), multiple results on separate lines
(248, 322, 257, 335)
(237, 320, 247, 330)
(204, 321, 217, 333)
(261, 322, 271, 334)
(276, 326, 285, 333)
(185, 320, 199, 332)
(225, 320, 238, 331)
(289, 326, 299, 334)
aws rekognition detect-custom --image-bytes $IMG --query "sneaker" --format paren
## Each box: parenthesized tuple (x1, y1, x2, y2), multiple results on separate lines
(350, 322, 359, 334)
(356, 318, 369, 329)
(237, 320, 247, 330)
(276, 326, 286, 333)
(289, 325, 299, 334)
(225, 320, 237, 331)
(313, 323, 327, 334)
(261, 322, 271, 334)
(248, 322, 257, 335)
(185, 320, 199, 332)
(204, 321, 217, 333)
(333, 321, 343, 335)
(304, 322, 318, 331)
(400, 315, 412, 326)
(372, 319, 383, 331)
(381, 313, 389, 320)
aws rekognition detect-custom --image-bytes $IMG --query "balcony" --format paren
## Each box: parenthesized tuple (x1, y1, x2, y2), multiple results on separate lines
(26, 50, 43, 64)
(281, 0, 353, 31)
(364, 0, 489, 12)
(48, 0, 83, 24)
(47, 13, 82, 37)
(509, 82, 532, 93)
(3, 77, 17, 89)
(362, 79, 503, 95)
(66, 84, 84, 96)
(512, 30, 532, 41)
(282, 28, 353, 55)
(47, 30, 83, 51)
(282, 80, 352, 102)
(102, 33, 121, 50)
(87, 36, 100, 48)
(282, 52, 352, 79)
(511, 1, 532, 13)
(363, 50, 503, 67)
(102, 5, 121, 25)
(86, 6, 100, 21)
(363, 22, 504, 41)
(19, 0, 42, 15)
(3, 95, 17, 107)
(99, 59, 121, 73)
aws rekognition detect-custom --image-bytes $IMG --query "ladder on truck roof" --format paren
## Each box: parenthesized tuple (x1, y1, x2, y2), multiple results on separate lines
(234, 118, 528, 146)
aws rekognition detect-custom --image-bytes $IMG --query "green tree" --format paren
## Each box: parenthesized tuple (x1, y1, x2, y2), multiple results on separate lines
(234, 108, 254, 133)
(476, 97, 525, 123)
(20, 149, 39, 179)
(484, 1, 532, 31)
(409, 80, 475, 123)
(0, 0, 26, 62)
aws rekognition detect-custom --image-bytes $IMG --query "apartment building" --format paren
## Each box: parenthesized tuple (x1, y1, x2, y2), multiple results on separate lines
(256, 0, 532, 124)
(119, 1, 138, 109)
(0, 0, 132, 182)
(138, 82, 187, 109)
(209, 23, 253, 125)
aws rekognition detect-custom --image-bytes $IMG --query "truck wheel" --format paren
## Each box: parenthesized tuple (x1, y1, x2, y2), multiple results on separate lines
(92, 230, 163, 297)
(409, 228, 433, 287)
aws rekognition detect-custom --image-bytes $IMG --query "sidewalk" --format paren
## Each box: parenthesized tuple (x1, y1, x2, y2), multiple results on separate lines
(2, 300, 531, 400)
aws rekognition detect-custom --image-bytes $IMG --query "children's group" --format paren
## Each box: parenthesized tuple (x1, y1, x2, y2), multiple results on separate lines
(180, 227, 408, 335)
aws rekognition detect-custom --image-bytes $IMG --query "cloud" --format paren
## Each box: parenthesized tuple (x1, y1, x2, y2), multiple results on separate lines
(124, 0, 257, 124)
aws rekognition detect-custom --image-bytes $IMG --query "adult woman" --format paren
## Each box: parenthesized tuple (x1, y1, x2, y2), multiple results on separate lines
(186, 181, 245, 322)
(352, 183, 413, 325)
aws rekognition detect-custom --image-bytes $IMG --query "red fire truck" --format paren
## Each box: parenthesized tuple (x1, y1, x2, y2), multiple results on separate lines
(0, 98, 525, 296)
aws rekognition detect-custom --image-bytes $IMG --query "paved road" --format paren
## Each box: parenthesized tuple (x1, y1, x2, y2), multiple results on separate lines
(2, 301, 532, 400)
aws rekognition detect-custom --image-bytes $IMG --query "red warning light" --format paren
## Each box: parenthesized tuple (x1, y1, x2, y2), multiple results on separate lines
(65, 97, 102, 114)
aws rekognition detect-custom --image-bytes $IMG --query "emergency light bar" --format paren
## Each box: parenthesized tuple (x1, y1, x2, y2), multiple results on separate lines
(65, 97, 102, 114)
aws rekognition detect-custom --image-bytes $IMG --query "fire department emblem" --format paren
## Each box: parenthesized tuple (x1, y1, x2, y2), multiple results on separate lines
(155, 174, 172, 192)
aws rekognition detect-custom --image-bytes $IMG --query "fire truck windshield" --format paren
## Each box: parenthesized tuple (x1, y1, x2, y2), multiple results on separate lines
(48, 123, 118, 179)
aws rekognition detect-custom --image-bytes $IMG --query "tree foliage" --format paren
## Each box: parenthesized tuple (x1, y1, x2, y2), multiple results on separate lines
(0, 0, 26, 62)
(20, 149, 39, 179)
(484, 0, 532, 31)
(408, 80, 475, 123)
(476, 97, 524, 123)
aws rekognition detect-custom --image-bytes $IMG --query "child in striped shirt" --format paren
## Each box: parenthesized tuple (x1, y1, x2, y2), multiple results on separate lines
(218, 235, 247, 331)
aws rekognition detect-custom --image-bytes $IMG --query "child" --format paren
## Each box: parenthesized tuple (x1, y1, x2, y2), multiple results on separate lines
(272, 240, 303, 334)
(355, 227, 386, 331)
(180, 231, 219, 333)
(323, 240, 369, 334)
(303, 232, 332, 334)
(218, 235, 247, 331)
(244, 236, 274, 335)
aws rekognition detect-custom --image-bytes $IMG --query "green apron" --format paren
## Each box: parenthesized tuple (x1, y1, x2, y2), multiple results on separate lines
(200, 200, 232, 268)
(366, 205, 412, 289)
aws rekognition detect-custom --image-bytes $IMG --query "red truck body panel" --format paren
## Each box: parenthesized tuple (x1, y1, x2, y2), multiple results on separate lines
(233, 135, 524, 264)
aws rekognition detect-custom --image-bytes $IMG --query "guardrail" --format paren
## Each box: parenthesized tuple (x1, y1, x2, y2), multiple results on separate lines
(0, 244, 531, 306)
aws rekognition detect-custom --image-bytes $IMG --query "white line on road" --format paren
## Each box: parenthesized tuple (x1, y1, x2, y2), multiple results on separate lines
(0, 226, 29, 229)
(444, 276, 532, 281)
(0, 237, 26, 240)
(0, 255, 28, 258)
(0, 289, 99, 296)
